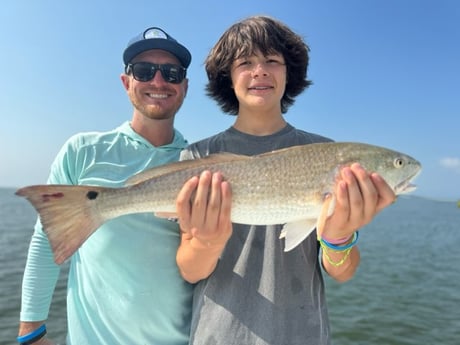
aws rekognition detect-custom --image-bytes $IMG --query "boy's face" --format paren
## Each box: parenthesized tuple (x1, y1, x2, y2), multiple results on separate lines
(230, 50, 286, 114)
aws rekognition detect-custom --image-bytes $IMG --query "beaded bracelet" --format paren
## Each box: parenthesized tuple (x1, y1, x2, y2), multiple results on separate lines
(320, 231, 359, 251)
(17, 324, 47, 345)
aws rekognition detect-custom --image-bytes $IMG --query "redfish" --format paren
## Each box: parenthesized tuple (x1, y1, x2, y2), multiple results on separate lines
(16, 142, 421, 264)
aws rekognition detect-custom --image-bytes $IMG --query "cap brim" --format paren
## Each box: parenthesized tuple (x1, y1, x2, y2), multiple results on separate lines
(123, 40, 191, 68)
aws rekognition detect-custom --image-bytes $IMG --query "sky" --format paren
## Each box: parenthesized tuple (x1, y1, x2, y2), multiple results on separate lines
(0, 0, 459, 201)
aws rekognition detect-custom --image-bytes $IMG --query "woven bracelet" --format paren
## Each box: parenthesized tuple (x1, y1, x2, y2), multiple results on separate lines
(322, 246, 353, 267)
(320, 231, 359, 251)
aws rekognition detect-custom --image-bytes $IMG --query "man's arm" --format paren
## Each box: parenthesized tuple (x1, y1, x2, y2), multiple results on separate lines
(18, 321, 54, 345)
(17, 140, 76, 344)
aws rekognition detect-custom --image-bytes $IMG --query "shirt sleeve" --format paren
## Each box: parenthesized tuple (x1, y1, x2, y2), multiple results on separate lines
(179, 144, 203, 160)
(20, 138, 78, 321)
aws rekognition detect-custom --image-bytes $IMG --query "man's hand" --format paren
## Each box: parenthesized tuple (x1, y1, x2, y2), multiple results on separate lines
(33, 338, 55, 345)
(18, 322, 55, 345)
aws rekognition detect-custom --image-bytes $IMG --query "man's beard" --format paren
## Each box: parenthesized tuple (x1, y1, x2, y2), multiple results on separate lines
(131, 95, 183, 121)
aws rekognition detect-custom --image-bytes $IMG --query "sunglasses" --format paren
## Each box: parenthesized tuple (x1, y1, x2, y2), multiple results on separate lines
(125, 62, 187, 84)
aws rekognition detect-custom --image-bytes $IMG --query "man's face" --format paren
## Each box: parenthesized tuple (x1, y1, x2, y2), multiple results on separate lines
(121, 49, 188, 121)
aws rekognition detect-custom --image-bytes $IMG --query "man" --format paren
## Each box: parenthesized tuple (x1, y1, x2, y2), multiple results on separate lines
(17, 26, 193, 345)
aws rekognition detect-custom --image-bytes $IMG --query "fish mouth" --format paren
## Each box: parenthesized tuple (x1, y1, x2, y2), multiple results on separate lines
(396, 182, 417, 194)
(394, 169, 421, 195)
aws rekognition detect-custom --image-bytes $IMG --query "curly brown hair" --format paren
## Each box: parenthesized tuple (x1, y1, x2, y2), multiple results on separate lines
(205, 15, 312, 115)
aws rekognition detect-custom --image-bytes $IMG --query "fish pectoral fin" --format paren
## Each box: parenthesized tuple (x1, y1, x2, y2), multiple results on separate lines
(154, 212, 178, 219)
(280, 219, 317, 252)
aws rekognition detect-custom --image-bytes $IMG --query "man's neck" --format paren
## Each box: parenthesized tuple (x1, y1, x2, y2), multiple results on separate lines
(130, 115, 175, 147)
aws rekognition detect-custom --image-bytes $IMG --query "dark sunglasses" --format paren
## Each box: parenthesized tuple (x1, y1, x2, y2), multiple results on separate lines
(125, 62, 187, 84)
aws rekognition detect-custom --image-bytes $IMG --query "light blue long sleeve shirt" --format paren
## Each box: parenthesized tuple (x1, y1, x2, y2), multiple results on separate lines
(20, 121, 193, 345)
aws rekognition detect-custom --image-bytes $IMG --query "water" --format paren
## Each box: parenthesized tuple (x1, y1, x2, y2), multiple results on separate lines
(1, 187, 459, 345)
(325, 196, 460, 345)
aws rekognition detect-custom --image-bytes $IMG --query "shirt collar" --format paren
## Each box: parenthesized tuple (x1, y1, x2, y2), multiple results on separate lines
(117, 121, 188, 149)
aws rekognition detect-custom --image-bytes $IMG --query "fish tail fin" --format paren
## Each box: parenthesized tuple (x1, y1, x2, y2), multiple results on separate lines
(16, 184, 109, 264)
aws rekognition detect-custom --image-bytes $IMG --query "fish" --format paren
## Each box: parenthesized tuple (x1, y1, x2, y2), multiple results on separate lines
(16, 142, 421, 264)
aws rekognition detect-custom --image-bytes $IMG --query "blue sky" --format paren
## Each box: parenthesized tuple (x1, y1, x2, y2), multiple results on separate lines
(0, 0, 459, 201)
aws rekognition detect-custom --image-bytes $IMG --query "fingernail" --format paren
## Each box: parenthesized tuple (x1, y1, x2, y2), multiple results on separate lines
(342, 167, 352, 178)
(213, 172, 222, 181)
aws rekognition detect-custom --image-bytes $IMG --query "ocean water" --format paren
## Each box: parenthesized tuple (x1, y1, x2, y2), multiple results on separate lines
(0, 187, 459, 345)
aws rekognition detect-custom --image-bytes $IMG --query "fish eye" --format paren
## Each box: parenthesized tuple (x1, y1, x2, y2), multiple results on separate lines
(394, 157, 405, 168)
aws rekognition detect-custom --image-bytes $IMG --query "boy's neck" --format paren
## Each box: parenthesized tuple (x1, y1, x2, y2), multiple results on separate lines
(233, 113, 286, 136)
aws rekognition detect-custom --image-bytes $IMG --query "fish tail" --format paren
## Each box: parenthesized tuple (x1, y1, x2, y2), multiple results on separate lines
(16, 184, 109, 264)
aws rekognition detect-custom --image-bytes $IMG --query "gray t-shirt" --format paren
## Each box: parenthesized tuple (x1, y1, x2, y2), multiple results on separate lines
(181, 124, 333, 345)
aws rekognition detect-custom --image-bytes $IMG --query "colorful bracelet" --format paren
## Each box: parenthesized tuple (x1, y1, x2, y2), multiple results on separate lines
(321, 246, 353, 267)
(17, 324, 47, 345)
(320, 231, 359, 251)
(321, 234, 353, 245)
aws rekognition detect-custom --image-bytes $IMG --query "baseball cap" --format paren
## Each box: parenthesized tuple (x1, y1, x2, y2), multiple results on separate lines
(123, 27, 191, 68)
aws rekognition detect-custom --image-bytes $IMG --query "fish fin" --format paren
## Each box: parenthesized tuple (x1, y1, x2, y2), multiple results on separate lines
(154, 212, 178, 219)
(281, 219, 317, 252)
(280, 194, 336, 252)
(16, 184, 108, 265)
(125, 152, 251, 186)
(315, 193, 335, 240)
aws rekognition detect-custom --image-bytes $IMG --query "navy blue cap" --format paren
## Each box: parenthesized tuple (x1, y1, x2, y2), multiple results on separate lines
(123, 27, 191, 68)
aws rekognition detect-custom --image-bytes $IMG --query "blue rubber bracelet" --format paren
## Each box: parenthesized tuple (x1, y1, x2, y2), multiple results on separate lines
(321, 231, 359, 251)
(17, 324, 47, 345)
